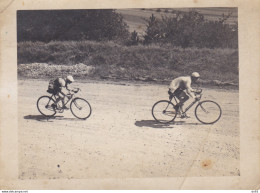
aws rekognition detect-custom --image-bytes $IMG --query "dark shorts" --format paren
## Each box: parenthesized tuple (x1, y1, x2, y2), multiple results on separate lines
(173, 88, 189, 103)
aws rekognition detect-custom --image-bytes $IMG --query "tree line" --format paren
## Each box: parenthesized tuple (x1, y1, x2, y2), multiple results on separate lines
(17, 9, 238, 49)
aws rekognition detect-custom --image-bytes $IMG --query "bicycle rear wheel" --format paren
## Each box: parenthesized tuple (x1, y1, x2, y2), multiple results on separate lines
(37, 96, 56, 117)
(152, 100, 177, 124)
(70, 97, 92, 120)
(195, 100, 222, 124)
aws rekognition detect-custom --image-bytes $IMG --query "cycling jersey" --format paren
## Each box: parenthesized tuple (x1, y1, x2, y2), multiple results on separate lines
(52, 78, 70, 94)
(54, 78, 66, 88)
(169, 76, 196, 98)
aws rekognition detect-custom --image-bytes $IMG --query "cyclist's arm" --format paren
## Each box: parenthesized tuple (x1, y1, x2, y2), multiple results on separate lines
(185, 81, 196, 98)
(187, 89, 196, 99)
(65, 84, 77, 94)
(66, 87, 79, 94)
(60, 86, 72, 97)
(65, 84, 71, 92)
(59, 88, 67, 96)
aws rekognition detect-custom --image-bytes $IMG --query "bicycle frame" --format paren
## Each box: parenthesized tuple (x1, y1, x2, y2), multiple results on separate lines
(49, 93, 75, 110)
(170, 93, 201, 114)
(182, 99, 198, 113)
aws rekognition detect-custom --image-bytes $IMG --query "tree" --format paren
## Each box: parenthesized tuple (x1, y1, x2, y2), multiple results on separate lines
(127, 30, 140, 46)
(143, 14, 163, 44)
(17, 10, 129, 42)
(143, 10, 238, 48)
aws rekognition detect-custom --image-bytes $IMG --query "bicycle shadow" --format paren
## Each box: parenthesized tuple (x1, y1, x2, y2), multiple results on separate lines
(24, 115, 80, 122)
(135, 120, 174, 129)
(173, 120, 203, 125)
(135, 119, 203, 129)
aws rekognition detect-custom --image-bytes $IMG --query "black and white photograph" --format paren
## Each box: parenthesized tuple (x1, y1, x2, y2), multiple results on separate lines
(0, 0, 260, 190)
(17, 7, 239, 177)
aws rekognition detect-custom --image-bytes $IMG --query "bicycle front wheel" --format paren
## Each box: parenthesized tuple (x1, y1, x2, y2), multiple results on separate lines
(37, 96, 56, 117)
(152, 100, 177, 124)
(195, 100, 222, 124)
(70, 97, 92, 120)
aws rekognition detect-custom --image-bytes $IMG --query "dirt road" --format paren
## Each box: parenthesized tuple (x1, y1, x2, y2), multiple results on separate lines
(18, 79, 239, 179)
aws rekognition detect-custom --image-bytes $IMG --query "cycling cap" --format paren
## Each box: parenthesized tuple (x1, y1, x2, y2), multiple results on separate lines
(191, 72, 200, 78)
(66, 75, 74, 82)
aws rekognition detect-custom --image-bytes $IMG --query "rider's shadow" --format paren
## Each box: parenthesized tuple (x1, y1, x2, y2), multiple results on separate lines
(135, 120, 203, 129)
(173, 120, 203, 125)
(24, 115, 78, 122)
(135, 120, 174, 129)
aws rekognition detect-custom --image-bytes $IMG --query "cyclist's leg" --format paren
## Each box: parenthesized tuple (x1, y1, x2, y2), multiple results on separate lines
(52, 91, 64, 108)
(176, 91, 189, 116)
(178, 91, 189, 105)
(170, 89, 181, 113)
(59, 88, 70, 109)
(59, 92, 66, 107)
(168, 89, 174, 100)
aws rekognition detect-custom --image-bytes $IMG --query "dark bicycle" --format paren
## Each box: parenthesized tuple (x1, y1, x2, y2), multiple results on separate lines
(152, 89, 222, 124)
(37, 88, 92, 120)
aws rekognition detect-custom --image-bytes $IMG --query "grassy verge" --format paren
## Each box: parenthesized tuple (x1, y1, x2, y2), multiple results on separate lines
(18, 41, 238, 87)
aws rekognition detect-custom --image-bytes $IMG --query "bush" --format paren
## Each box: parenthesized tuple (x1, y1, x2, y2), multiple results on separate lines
(18, 40, 238, 84)
(143, 10, 238, 48)
(126, 31, 140, 46)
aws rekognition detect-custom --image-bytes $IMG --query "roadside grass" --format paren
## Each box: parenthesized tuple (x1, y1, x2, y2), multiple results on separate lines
(18, 40, 238, 86)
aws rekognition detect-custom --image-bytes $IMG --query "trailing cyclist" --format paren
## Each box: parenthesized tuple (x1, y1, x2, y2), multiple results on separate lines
(47, 75, 75, 110)
(168, 72, 200, 118)
(37, 76, 92, 119)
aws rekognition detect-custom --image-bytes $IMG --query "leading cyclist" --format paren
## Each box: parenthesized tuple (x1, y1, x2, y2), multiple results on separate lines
(51, 75, 75, 110)
(168, 72, 200, 118)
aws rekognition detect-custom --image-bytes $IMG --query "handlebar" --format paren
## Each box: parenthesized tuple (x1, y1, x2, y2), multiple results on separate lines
(194, 89, 202, 100)
(72, 88, 81, 93)
(194, 89, 202, 94)
(67, 88, 81, 98)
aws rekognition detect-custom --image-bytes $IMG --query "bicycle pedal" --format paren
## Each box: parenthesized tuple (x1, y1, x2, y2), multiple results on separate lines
(180, 115, 190, 119)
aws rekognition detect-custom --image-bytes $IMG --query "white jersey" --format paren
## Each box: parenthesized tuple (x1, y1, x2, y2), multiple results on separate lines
(169, 76, 196, 98)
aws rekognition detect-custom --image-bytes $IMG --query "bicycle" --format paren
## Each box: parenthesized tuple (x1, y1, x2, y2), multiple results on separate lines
(152, 89, 222, 124)
(37, 88, 92, 120)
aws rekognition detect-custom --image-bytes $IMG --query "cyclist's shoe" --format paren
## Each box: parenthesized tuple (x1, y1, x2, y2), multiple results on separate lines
(62, 106, 69, 110)
(51, 103, 57, 110)
(180, 113, 190, 119)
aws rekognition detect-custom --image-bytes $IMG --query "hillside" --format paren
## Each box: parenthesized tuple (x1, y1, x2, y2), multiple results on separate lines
(116, 8, 238, 36)
(18, 41, 238, 87)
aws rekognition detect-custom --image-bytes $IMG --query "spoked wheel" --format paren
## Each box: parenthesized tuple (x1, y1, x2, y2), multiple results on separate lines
(70, 97, 92, 120)
(152, 100, 177, 124)
(195, 100, 222, 124)
(37, 96, 56, 117)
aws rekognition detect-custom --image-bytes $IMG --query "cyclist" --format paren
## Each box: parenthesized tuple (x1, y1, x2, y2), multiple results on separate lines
(51, 75, 75, 110)
(168, 72, 200, 118)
